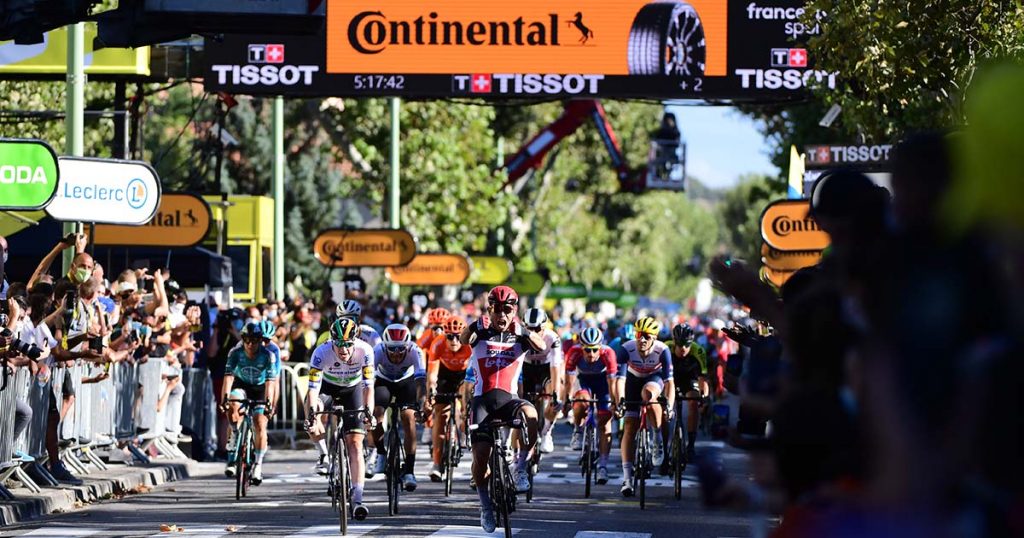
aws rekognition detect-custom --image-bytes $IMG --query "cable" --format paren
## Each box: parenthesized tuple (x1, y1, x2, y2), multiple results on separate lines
(151, 92, 210, 168)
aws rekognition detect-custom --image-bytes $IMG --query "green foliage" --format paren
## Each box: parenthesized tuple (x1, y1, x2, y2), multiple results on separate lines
(716, 174, 779, 265)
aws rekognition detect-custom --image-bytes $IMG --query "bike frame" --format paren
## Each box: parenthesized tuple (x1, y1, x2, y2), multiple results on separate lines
(310, 406, 367, 535)
(570, 398, 599, 498)
(228, 398, 267, 501)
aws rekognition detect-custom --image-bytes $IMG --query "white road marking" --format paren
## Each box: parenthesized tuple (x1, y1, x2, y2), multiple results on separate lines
(21, 530, 102, 537)
(287, 524, 380, 536)
(146, 525, 247, 537)
(426, 525, 521, 537)
(574, 533, 652, 538)
(552, 463, 569, 469)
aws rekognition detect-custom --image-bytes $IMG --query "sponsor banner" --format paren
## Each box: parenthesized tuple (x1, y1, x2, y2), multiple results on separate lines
(503, 270, 545, 296)
(46, 157, 160, 225)
(469, 255, 514, 285)
(92, 193, 211, 247)
(385, 253, 471, 285)
(804, 144, 893, 170)
(760, 199, 830, 252)
(313, 228, 417, 267)
(0, 138, 60, 210)
(760, 243, 822, 271)
(760, 265, 795, 288)
(615, 292, 639, 308)
(588, 287, 623, 302)
(547, 283, 587, 300)
(0, 23, 150, 77)
(205, 0, 832, 99)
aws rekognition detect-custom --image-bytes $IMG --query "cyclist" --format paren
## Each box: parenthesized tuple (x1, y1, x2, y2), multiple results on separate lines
(665, 323, 709, 466)
(417, 307, 451, 362)
(461, 285, 547, 533)
(426, 316, 472, 482)
(259, 320, 282, 417)
(304, 318, 375, 520)
(563, 327, 618, 484)
(368, 323, 426, 491)
(607, 323, 635, 355)
(615, 316, 672, 497)
(520, 307, 564, 454)
(220, 322, 281, 485)
(317, 299, 381, 349)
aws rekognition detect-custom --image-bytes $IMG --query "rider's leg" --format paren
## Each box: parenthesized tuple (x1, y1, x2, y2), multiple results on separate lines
(643, 382, 663, 430)
(515, 404, 539, 473)
(347, 432, 366, 503)
(432, 402, 451, 465)
(598, 412, 613, 467)
(401, 408, 417, 474)
(686, 391, 700, 449)
(472, 441, 493, 508)
(371, 406, 386, 453)
(541, 376, 558, 438)
(621, 416, 637, 481)
(253, 412, 269, 466)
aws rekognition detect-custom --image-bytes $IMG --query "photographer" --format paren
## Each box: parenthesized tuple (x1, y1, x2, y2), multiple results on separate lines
(2, 294, 46, 463)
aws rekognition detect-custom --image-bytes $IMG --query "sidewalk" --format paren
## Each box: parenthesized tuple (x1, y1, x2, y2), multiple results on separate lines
(0, 459, 221, 527)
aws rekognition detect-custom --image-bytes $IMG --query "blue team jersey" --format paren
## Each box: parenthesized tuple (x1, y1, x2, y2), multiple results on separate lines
(265, 341, 282, 370)
(225, 344, 280, 385)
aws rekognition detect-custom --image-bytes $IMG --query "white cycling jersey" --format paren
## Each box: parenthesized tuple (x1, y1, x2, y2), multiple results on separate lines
(373, 343, 426, 382)
(308, 339, 375, 389)
(522, 328, 563, 366)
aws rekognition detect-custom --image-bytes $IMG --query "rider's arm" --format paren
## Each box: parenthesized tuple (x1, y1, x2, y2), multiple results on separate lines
(614, 346, 628, 406)
(221, 373, 235, 404)
(362, 351, 375, 413)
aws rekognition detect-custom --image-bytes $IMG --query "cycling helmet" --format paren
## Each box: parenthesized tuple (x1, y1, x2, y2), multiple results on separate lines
(226, 307, 246, 320)
(580, 327, 603, 346)
(382, 323, 412, 349)
(523, 308, 547, 329)
(672, 323, 695, 345)
(241, 322, 262, 340)
(443, 316, 467, 335)
(619, 324, 636, 340)
(336, 299, 362, 320)
(329, 318, 360, 344)
(259, 319, 276, 340)
(426, 307, 451, 327)
(487, 285, 519, 306)
(634, 316, 662, 336)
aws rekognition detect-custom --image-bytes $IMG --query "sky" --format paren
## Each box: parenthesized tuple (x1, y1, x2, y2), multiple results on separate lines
(667, 105, 776, 190)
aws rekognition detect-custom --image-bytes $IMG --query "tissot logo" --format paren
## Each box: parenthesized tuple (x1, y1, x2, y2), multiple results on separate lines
(770, 48, 807, 68)
(248, 44, 285, 64)
(347, 11, 565, 55)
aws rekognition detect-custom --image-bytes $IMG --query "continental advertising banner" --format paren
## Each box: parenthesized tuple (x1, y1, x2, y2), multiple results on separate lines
(0, 23, 150, 77)
(205, 0, 832, 99)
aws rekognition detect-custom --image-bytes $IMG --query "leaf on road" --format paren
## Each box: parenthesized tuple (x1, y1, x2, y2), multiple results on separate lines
(225, 525, 239, 532)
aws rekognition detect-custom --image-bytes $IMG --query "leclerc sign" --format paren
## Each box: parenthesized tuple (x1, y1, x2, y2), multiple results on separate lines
(45, 157, 161, 225)
(0, 138, 60, 211)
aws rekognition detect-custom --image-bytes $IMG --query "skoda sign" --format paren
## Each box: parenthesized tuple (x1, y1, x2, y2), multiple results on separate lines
(45, 157, 161, 225)
(0, 138, 60, 211)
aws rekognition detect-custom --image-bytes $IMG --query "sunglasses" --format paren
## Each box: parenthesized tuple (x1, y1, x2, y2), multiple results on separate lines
(583, 346, 600, 353)
(333, 340, 355, 349)
(445, 333, 459, 341)
(386, 345, 406, 354)
(637, 333, 656, 341)
(491, 303, 516, 314)
(242, 337, 261, 345)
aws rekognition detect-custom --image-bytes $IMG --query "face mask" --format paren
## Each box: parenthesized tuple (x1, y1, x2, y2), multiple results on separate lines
(266, 309, 278, 321)
(170, 303, 185, 316)
(74, 268, 92, 283)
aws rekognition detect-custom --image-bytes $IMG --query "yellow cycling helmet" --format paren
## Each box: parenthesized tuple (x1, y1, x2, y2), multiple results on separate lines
(633, 316, 661, 336)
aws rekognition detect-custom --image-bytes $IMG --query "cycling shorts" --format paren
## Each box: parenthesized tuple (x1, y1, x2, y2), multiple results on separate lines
(521, 362, 552, 396)
(576, 373, 613, 415)
(318, 382, 366, 434)
(470, 389, 532, 445)
(374, 376, 419, 411)
(230, 381, 268, 415)
(435, 365, 466, 404)
(623, 373, 664, 418)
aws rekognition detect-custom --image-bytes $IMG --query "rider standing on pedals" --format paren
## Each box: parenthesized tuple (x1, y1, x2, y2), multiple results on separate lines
(425, 316, 473, 482)
(220, 322, 281, 486)
(615, 316, 672, 497)
(664, 323, 709, 469)
(368, 323, 426, 492)
(304, 318, 375, 520)
(519, 307, 564, 455)
(461, 286, 547, 533)
(562, 326, 619, 485)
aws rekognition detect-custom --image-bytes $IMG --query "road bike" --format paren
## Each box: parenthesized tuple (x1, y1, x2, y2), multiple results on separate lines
(670, 386, 706, 500)
(469, 414, 523, 538)
(435, 392, 464, 497)
(382, 400, 419, 516)
(622, 400, 658, 509)
(569, 397, 600, 498)
(227, 398, 267, 500)
(309, 405, 369, 536)
(522, 391, 552, 503)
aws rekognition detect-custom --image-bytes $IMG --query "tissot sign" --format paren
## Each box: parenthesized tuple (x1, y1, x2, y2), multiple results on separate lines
(46, 157, 161, 225)
(805, 144, 893, 170)
(205, 0, 833, 99)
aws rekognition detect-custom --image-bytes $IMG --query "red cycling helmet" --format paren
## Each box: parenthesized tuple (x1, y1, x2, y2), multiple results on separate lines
(487, 285, 519, 306)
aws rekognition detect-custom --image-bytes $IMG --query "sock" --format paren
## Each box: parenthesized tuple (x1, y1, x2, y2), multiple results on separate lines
(623, 462, 634, 482)
(352, 483, 364, 503)
(477, 485, 493, 509)
(687, 432, 697, 449)
(404, 454, 416, 475)
(316, 439, 328, 456)
(599, 454, 609, 468)
(255, 449, 267, 466)
(541, 420, 553, 438)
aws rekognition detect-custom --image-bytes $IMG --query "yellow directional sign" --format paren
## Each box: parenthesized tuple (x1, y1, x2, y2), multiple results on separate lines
(92, 193, 210, 247)
(469, 256, 513, 285)
(386, 254, 472, 286)
(314, 229, 417, 267)
(503, 271, 546, 295)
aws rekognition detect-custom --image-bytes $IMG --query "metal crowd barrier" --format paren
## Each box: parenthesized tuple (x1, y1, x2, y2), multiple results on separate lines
(180, 368, 217, 460)
(0, 367, 25, 499)
(267, 363, 307, 448)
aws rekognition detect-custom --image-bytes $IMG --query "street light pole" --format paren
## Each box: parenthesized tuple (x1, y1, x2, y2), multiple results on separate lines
(388, 97, 401, 300)
(273, 96, 285, 301)
(62, 22, 85, 274)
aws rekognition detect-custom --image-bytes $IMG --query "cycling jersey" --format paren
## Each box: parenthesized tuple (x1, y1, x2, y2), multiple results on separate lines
(265, 340, 281, 371)
(468, 323, 541, 396)
(417, 328, 444, 361)
(565, 344, 618, 377)
(308, 339, 375, 389)
(429, 337, 472, 373)
(373, 343, 426, 382)
(671, 343, 708, 387)
(615, 339, 672, 380)
(225, 344, 280, 385)
(315, 323, 381, 349)
(522, 328, 563, 366)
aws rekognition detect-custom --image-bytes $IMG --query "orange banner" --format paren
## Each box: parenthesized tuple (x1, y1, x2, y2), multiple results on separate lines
(326, 0, 727, 75)
(386, 253, 471, 285)
(314, 229, 418, 267)
(760, 199, 831, 252)
(761, 243, 823, 271)
(760, 265, 795, 289)
(92, 193, 210, 247)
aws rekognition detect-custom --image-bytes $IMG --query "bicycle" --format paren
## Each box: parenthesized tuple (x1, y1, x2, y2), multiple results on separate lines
(469, 414, 523, 538)
(522, 391, 552, 503)
(569, 397, 600, 498)
(670, 388, 706, 500)
(621, 400, 659, 509)
(226, 398, 268, 500)
(308, 406, 370, 536)
(434, 392, 464, 497)
(382, 401, 419, 516)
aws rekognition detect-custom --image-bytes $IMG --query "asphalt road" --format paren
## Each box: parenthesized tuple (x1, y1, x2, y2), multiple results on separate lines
(0, 421, 760, 538)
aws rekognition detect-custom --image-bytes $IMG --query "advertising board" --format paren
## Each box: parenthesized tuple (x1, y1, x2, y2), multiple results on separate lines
(0, 139, 59, 211)
(45, 157, 160, 225)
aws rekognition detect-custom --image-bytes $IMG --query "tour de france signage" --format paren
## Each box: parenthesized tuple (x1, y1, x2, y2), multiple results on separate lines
(45, 157, 161, 225)
(386, 253, 472, 285)
(313, 228, 418, 267)
(205, 0, 834, 99)
(92, 193, 212, 247)
(760, 199, 830, 252)
(0, 138, 60, 211)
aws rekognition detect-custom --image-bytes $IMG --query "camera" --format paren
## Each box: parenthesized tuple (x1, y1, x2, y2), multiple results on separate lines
(88, 335, 104, 353)
(0, 327, 44, 361)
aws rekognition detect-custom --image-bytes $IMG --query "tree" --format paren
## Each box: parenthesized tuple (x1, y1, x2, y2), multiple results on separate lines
(717, 174, 779, 265)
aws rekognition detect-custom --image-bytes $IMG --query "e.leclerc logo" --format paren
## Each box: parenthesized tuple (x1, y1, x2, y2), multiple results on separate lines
(62, 176, 147, 208)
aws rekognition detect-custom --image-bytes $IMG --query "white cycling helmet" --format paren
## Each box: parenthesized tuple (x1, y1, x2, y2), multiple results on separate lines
(336, 299, 362, 320)
(382, 323, 412, 350)
(580, 327, 604, 346)
(523, 307, 548, 329)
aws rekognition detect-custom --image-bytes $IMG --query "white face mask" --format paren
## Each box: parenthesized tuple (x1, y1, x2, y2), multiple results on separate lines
(170, 303, 185, 316)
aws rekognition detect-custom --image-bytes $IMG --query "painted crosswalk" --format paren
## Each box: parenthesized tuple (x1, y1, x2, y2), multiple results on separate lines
(425, 525, 521, 537)
(286, 524, 380, 536)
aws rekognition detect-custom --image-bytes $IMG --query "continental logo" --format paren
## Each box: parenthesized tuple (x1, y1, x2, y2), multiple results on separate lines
(760, 199, 830, 252)
(348, 11, 567, 54)
(770, 214, 821, 236)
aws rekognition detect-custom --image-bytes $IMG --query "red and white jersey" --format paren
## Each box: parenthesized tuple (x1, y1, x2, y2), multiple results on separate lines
(522, 328, 563, 366)
(469, 323, 540, 396)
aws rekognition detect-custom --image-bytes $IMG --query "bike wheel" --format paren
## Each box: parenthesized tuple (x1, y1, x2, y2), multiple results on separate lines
(583, 423, 593, 498)
(635, 429, 648, 510)
(672, 424, 684, 500)
(387, 427, 401, 516)
(444, 415, 456, 496)
(337, 436, 349, 536)
(235, 421, 249, 500)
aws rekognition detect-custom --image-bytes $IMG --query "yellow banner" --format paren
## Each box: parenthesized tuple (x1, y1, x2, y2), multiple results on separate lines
(0, 23, 149, 76)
